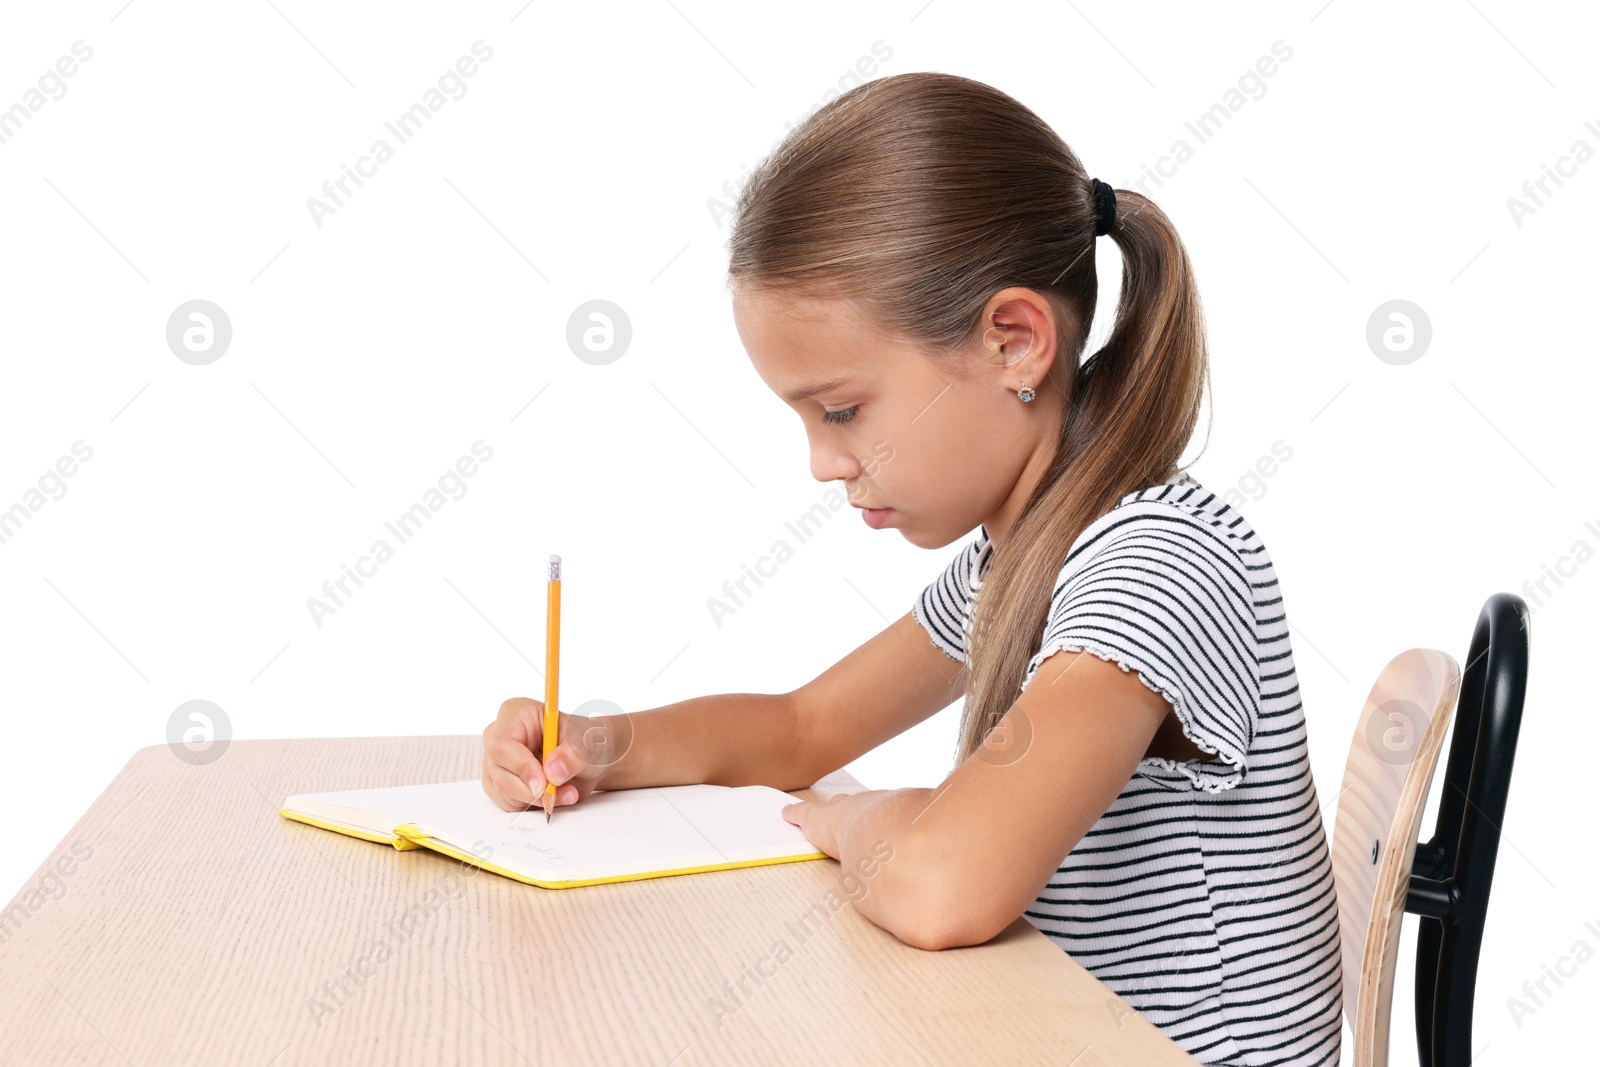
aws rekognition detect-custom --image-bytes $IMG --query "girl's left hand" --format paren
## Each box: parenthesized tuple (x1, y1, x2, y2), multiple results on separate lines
(782, 790, 894, 859)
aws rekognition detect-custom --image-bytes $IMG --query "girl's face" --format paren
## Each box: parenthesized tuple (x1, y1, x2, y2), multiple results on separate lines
(732, 283, 1067, 550)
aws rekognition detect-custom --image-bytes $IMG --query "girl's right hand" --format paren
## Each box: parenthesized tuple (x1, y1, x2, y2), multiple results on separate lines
(481, 697, 604, 813)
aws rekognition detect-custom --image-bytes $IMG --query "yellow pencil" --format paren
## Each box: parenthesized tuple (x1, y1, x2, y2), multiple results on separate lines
(542, 554, 561, 823)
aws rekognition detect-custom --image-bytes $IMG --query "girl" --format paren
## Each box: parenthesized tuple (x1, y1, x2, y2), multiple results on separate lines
(482, 72, 1342, 1065)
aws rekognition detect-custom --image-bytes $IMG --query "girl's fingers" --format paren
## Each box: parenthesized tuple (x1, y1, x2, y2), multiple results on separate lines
(485, 733, 544, 793)
(484, 763, 537, 811)
(488, 768, 579, 811)
(552, 737, 608, 782)
(486, 698, 597, 813)
(499, 782, 578, 810)
(492, 696, 547, 751)
(545, 743, 583, 787)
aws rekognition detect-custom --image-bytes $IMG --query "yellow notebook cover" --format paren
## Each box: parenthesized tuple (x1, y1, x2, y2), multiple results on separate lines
(277, 779, 827, 889)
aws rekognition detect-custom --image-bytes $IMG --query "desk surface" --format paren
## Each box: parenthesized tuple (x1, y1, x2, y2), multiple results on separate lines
(0, 736, 1198, 1066)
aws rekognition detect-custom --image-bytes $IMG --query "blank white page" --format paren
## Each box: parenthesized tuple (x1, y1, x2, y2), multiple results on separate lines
(284, 779, 488, 838)
(405, 780, 822, 885)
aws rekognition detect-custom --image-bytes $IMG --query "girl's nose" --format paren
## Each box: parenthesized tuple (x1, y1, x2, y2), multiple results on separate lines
(809, 442, 859, 485)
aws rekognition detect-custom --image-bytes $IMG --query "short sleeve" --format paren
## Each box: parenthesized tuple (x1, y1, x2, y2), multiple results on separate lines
(912, 533, 988, 663)
(1020, 511, 1260, 792)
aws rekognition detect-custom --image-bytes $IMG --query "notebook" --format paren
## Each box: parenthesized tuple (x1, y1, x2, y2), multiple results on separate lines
(277, 779, 828, 889)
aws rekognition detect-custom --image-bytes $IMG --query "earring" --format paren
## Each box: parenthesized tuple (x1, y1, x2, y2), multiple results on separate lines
(1017, 383, 1036, 403)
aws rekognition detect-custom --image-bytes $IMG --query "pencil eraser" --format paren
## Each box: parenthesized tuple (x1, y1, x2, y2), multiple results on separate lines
(550, 554, 560, 563)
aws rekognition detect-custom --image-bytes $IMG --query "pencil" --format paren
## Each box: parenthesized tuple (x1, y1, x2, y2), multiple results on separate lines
(542, 554, 561, 823)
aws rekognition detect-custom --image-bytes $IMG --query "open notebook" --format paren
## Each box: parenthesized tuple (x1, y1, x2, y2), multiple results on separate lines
(278, 779, 828, 889)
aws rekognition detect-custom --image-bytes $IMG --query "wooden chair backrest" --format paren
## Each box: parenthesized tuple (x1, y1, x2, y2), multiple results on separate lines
(1331, 648, 1461, 1067)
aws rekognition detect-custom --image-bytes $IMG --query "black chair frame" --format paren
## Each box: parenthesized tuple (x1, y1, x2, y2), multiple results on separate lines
(1403, 593, 1530, 1066)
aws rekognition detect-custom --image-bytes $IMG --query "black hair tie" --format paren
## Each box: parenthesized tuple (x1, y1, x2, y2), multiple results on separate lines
(1090, 177, 1116, 236)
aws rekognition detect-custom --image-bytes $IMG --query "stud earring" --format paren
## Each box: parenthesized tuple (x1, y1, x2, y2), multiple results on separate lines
(1017, 383, 1036, 403)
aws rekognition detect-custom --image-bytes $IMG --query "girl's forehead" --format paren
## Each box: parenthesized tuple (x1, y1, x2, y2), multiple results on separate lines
(733, 284, 866, 333)
(732, 284, 965, 397)
(735, 289, 879, 373)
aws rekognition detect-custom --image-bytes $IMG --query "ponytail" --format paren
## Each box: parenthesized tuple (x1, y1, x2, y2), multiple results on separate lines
(958, 190, 1208, 763)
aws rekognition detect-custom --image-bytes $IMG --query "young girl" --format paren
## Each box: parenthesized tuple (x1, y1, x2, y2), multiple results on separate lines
(482, 72, 1341, 1065)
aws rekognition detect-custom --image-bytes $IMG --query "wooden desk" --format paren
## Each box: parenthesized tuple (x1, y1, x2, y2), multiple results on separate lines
(0, 736, 1199, 1065)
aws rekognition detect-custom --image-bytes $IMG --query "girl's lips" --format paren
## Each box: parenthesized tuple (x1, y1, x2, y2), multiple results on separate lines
(860, 506, 893, 529)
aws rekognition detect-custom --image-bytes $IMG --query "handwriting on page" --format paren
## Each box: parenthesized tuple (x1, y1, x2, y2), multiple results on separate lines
(504, 825, 561, 859)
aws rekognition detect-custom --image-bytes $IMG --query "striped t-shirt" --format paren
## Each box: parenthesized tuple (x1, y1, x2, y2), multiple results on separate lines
(912, 473, 1342, 1066)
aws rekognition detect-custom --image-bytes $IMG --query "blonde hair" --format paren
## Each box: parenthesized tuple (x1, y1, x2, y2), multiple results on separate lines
(728, 72, 1210, 765)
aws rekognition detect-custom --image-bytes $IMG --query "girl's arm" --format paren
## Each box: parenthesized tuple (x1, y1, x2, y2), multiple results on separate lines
(485, 608, 966, 807)
(598, 608, 965, 791)
(782, 647, 1174, 951)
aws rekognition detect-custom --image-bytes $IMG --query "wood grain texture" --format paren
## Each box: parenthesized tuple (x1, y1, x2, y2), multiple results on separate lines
(1331, 650, 1461, 1067)
(0, 736, 1200, 1066)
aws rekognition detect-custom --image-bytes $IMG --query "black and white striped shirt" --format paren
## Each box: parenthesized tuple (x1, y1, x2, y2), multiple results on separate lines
(912, 473, 1342, 1066)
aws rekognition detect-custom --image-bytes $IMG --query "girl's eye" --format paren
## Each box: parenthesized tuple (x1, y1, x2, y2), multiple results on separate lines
(821, 406, 858, 425)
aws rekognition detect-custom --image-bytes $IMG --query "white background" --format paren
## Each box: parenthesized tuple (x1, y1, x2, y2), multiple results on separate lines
(2, 1, 1596, 1063)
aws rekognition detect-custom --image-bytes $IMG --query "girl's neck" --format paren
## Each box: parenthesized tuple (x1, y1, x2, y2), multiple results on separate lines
(981, 436, 1060, 548)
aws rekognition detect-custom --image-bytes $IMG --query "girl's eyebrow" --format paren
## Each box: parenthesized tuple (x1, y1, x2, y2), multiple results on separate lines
(780, 374, 859, 403)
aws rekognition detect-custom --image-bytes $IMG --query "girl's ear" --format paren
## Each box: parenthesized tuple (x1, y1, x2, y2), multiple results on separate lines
(978, 288, 1067, 385)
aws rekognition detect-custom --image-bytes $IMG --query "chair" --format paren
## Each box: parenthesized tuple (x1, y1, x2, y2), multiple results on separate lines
(1330, 593, 1530, 1067)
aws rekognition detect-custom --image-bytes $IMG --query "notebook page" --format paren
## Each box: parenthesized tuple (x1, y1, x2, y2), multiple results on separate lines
(284, 779, 487, 836)
(407, 781, 821, 884)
